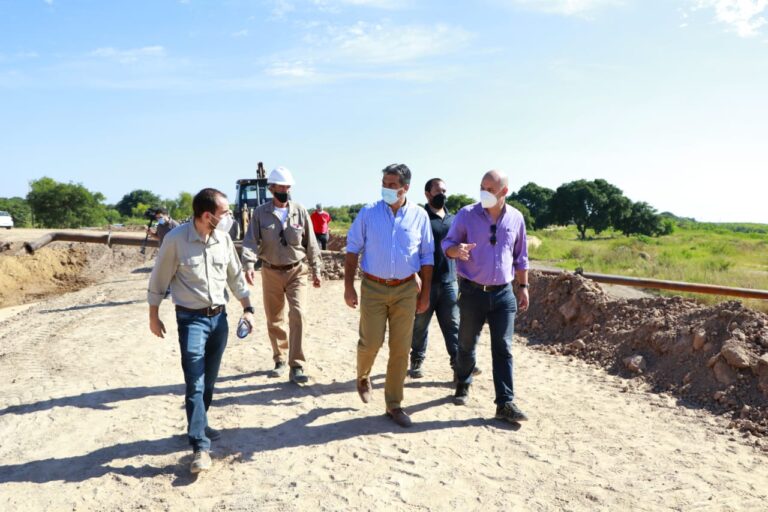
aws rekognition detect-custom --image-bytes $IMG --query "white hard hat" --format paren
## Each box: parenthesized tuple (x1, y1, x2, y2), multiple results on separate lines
(267, 166, 295, 186)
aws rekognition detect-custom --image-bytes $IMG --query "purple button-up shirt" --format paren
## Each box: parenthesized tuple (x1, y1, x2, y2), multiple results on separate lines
(442, 202, 528, 286)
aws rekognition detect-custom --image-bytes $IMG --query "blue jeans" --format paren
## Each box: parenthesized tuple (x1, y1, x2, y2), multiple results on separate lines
(410, 280, 459, 368)
(176, 309, 229, 451)
(455, 281, 517, 405)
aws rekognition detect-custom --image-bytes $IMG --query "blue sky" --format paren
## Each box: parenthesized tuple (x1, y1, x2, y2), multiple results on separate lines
(1, 0, 766, 222)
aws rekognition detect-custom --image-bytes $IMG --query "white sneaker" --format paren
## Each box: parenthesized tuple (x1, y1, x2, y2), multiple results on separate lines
(190, 450, 212, 474)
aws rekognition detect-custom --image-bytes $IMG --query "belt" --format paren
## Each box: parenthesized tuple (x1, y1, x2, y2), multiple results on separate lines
(263, 260, 302, 271)
(460, 278, 510, 292)
(363, 272, 416, 287)
(175, 304, 225, 317)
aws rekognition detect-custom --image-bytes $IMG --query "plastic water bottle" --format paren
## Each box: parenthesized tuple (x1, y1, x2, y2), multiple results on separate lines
(237, 318, 252, 339)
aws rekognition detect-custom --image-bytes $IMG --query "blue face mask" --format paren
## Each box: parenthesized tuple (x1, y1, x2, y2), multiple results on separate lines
(156, 217, 166, 225)
(381, 187, 401, 205)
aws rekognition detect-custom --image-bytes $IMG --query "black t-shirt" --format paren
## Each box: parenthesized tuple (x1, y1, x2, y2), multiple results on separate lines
(424, 205, 456, 284)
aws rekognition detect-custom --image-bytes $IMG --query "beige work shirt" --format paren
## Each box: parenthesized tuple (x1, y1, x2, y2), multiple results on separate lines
(241, 200, 322, 275)
(147, 222, 250, 308)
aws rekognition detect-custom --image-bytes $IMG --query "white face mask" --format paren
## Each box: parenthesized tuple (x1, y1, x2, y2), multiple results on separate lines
(480, 190, 499, 208)
(211, 213, 234, 233)
(381, 187, 401, 205)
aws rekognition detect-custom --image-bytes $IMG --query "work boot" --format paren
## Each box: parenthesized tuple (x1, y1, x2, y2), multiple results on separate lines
(289, 365, 309, 384)
(269, 361, 287, 378)
(190, 449, 212, 474)
(408, 360, 424, 379)
(495, 402, 528, 423)
(454, 382, 470, 405)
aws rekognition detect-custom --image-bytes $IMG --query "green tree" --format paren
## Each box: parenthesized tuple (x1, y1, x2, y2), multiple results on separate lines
(446, 193, 475, 212)
(550, 180, 608, 240)
(27, 177, 110, 228)
(0, 197, 33, 227)
(168, 192, 193, 220)
(116, 189, 162, 217)
(510, 182, 554, 229)
(616, 201, 667, 237)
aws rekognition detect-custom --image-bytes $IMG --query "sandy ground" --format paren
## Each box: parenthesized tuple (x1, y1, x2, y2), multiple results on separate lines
(1, 255, 767, 511)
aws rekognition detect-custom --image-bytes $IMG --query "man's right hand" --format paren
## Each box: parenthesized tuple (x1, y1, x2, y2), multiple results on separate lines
(245, 269, 256, 286)
(450, 243, 476, 261)
(344, 286, 358, 309)
(149, 316, 166, 339)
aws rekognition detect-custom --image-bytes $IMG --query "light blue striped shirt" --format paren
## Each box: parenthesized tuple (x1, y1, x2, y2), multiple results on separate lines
(346, 199, 434, 279)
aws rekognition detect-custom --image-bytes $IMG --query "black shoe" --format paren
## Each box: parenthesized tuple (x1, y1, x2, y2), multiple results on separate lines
(205, 426, 221, 441)
(454, 382, 470, 406)
(269, 361, 287, 378)
(289, 365, 309, 384)
(408, 360, 424, 379)
(495, 402, 528, 423)
(472, 366, 482, 376)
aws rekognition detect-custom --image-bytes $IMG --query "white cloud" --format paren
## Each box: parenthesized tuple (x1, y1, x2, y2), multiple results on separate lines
(89, 46, 166, 64)
(693, 0, 768, 37)
(265, 60, 317, 78)
(500, 0, 622, 16)
(327, 22, 471, 64)
(43, 0, 53, 5)
(232, 29, 249, 38)
(319, 0, 403, 7)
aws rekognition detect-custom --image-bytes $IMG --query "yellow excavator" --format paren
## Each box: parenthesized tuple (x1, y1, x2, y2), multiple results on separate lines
(232, 162, 271, 240)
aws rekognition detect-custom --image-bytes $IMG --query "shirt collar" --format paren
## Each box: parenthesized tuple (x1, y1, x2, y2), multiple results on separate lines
(186, 220, 221, 244)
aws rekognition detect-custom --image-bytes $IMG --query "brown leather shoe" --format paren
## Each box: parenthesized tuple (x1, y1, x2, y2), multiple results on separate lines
(357, 377, 372, 403)
(386, 408, 412, 428)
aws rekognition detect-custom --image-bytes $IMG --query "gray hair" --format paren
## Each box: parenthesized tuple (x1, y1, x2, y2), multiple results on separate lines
(382, 163, 412, 187)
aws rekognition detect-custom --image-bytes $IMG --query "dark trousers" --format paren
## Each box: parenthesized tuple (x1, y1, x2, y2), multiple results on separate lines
(176, 309, 228, 451)
(455, 282, 517, 405)
(315, 233, 329, 250)
(410, 280, 459, 368)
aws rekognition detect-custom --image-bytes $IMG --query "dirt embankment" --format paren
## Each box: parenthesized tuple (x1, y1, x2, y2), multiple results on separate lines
(0, 241, 150, 308)
(519, 271, 768, 439)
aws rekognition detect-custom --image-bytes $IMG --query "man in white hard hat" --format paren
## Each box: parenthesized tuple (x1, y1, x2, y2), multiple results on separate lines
(241, 166, 323, 383)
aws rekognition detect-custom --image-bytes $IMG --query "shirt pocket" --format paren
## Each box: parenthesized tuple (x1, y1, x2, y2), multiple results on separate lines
(284, 224, 303, 246)
(179, 255, 205, 285)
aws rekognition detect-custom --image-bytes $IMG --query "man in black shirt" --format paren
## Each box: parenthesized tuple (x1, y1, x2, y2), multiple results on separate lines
(409, 178, 472, 379)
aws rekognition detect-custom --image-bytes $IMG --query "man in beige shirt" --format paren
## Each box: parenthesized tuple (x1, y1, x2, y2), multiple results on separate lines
(242, 167, 322, 384)
(148, 188, 254, 474)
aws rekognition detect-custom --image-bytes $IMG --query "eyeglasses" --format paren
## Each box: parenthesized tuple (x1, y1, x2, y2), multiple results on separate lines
(490, 224, 497, 246)
(278, 228, 287, 246)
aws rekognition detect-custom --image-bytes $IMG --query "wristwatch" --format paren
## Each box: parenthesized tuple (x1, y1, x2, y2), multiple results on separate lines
(518, 283, 529, 289)
(243, 306, 255, 314)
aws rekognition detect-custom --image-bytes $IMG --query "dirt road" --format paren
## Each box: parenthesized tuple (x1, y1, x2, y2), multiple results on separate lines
(0, 256, 767, 511)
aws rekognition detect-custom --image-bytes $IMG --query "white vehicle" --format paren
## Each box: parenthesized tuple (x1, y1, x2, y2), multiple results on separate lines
(0, 211, 14, 229)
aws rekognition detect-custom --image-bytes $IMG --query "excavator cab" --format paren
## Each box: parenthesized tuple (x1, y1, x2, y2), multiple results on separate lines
(232, 162, 271, 240)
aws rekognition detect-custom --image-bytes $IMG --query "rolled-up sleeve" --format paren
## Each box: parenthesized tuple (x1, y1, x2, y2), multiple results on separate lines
(418, 213, 434, 267)
(513, 216, 529, 271)
(147, 236, 178, 306)
(226, 238, 251, 300)
(346, 207, 366, 255)
(442, 209, 467, 256)
(241, 212, 260, 270)
(303, 207, 323, 275)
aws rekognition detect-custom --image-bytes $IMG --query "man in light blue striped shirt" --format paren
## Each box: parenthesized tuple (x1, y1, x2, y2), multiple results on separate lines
(345, 164, 434, 428)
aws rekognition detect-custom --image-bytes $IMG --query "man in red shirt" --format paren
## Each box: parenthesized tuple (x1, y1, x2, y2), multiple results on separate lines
(310, 203, 332, 250)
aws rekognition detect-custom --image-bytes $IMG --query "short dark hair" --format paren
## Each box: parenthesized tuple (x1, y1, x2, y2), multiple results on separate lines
(424, 178, 444, 193)
(193, 188, 226, 218)
(155, 207, 168, 215)
(382, 163, 411, 187)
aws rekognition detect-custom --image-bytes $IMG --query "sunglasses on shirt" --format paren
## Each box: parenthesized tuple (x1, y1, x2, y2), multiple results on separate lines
(490, 224, 497, 246)
(278, 228, 288, 246)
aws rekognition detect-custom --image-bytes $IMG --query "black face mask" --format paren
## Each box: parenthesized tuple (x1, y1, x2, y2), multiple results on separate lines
(274, 191, 289, 203)
(430, 193, 446, 209)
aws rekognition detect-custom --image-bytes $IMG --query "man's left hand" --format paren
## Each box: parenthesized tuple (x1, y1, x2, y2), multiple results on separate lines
(517, 288, 529, 312)
(312, 274, 322, 288)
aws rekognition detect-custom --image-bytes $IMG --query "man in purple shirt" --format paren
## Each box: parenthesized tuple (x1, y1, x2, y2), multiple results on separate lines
(442, 170, 530, 423)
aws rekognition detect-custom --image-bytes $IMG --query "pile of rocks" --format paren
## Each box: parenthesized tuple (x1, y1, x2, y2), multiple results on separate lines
(518, 271, 768, 438)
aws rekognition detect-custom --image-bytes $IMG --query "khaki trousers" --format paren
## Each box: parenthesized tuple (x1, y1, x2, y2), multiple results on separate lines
(261, 263, 308, 367)
(357, 276, 419, 410)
